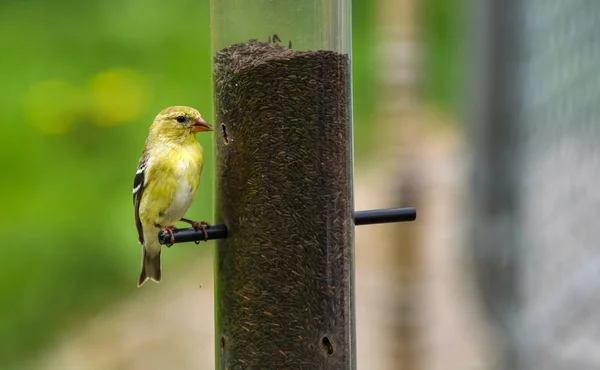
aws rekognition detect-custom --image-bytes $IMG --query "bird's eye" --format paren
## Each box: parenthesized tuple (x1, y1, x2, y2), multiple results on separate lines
(176, 115, 186, 123)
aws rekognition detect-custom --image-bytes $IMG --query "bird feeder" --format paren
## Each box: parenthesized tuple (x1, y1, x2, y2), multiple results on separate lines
(159, 1, 416, 368)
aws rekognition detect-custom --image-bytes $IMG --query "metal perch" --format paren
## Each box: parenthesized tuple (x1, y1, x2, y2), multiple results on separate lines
(158, 207, 417, 245)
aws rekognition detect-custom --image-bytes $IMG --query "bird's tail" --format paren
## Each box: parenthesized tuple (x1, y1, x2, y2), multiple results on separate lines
(138, 245, 162, 287)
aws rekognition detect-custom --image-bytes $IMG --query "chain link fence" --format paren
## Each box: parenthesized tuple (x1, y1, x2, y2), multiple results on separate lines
(469, 1, 600, 369)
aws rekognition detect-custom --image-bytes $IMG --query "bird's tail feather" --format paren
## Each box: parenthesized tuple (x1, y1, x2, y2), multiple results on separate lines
(138, 247, 162, 287)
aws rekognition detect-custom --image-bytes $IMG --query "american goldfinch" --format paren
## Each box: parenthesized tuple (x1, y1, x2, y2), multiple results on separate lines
(133, 106, 213, 287)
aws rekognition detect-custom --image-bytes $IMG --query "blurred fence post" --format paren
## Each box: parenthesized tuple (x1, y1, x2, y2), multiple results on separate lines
(375, 0, 424, 368)
(391, 157, 424, 370)
(470, 1, 600, 369)
(513, 1, 600, 369)
(467, 0, 523, 368)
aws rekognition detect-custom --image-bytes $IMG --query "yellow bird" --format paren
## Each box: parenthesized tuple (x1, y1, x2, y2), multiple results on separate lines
(133, 106, 213, 287)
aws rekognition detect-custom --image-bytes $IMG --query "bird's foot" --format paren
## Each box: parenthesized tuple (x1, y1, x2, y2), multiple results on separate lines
(192, 221, 210, 241)
(180, 218, 210, 241)
(160, 225, 177, 247)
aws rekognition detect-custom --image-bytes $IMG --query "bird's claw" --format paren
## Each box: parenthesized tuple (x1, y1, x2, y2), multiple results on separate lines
(179, 218, 210, 242)
(191, 221, 210, 241)
(161, 225, 177, 247)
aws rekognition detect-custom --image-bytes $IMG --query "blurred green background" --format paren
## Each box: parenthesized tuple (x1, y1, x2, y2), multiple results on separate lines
(0, 0, 460, 368)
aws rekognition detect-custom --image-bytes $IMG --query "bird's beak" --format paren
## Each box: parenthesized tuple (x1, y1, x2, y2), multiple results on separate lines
(192, 117, 213, 132)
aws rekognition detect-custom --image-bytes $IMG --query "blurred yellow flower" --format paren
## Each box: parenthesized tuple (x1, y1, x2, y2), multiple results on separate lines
(90, 68, 149, 126)
(24, 80, 82, 134)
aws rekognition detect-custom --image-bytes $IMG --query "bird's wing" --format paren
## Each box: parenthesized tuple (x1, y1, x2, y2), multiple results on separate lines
(133, 153, 149, 244)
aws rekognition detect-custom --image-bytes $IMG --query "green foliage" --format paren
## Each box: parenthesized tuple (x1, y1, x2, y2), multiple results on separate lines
(0, 0, 214, 367)
(352, 0, 378, 158)
(422, 0, 465, 111)
(0, 0, 381, 367)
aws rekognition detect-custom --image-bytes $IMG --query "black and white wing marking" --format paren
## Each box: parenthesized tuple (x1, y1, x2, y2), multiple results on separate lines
(133, 155, 148, 244)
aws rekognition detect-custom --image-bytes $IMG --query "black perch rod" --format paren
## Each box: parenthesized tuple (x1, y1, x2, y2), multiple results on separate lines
(158, 207, 417, 245)
(354, 207, 416, 226)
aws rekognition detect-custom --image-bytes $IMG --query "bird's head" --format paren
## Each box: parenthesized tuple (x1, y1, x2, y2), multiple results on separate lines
(149, 106, 213, 143)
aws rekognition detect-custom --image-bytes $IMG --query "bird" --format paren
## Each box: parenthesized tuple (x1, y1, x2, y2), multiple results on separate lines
(133, 106, 213, 287)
